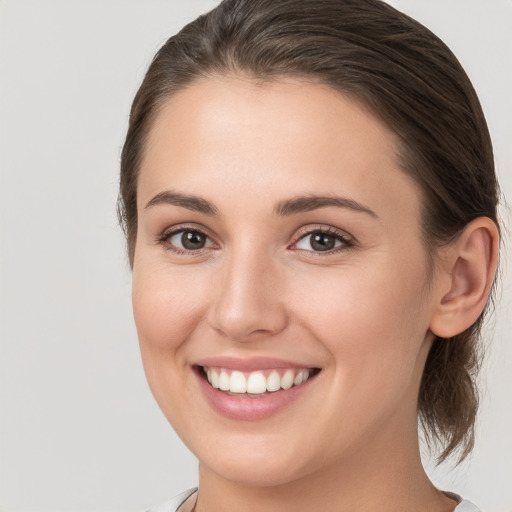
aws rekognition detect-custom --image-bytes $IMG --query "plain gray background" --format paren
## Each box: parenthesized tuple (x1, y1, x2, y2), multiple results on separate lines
(0, 1, 510, 511)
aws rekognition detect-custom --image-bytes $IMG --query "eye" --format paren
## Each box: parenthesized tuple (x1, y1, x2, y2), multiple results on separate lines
(293, 228, 353, 253)
(161, 228, 215, 253)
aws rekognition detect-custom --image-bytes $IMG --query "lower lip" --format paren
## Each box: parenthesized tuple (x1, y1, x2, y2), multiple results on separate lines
(194, 367, 318, 421)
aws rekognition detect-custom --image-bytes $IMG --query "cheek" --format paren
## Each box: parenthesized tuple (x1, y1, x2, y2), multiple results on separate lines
(293, 257, 428, 344)
(290, 256, 431, 414)
(131, 259, 213, 415)
(132, 262, 208, 352)
(131, 260, 213, 427)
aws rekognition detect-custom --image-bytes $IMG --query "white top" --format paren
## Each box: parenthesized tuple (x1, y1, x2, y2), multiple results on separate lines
(146, 488, 483, 512)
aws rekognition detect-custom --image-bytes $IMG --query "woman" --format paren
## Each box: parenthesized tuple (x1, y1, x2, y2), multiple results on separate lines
(118, 1, 501, 511)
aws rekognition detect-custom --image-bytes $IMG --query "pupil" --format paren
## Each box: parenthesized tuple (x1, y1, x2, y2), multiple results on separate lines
(181, 231, 205, 250)
(311, 232, 335, 251)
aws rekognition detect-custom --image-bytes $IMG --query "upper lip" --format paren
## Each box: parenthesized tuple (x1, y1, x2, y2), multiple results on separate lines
(195, 356, 319, 372)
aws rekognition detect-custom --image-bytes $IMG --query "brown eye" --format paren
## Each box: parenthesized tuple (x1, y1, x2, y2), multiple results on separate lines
(167, 229, 213, 251)
(294, 229, 352, 253)
(309, 232, 337, 251)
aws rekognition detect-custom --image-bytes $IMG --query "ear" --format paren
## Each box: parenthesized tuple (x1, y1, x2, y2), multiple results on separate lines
(429, 217, 499, 338)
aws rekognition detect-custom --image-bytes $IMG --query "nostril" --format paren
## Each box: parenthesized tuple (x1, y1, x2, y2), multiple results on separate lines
(206, 314, 289, 343)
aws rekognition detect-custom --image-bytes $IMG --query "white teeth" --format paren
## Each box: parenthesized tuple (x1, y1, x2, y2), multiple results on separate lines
(229, 371, 247, 393)
(296, 369, 309, 385)
(266, 370, 281, 392)
(247, 371, 267, 394)
(210, 368, 220, 388)
(219, 370, 230, 391)
(280, 369, 294, 390)
(293, 371, 304, 385)
(204, 366, 314, 394)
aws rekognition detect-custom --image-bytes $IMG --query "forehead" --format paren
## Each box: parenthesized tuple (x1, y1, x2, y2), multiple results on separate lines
(138, 76, 422, 224)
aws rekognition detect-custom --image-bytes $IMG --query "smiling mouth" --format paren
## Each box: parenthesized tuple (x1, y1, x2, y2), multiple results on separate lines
(197, 366, 321, 397)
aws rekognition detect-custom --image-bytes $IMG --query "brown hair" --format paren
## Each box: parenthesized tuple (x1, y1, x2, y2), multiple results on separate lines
(118, 0, 500, 464)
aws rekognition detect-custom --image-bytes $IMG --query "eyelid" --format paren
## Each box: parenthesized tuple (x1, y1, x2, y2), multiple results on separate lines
(158, 223, 218, 254)
(289, 224, 356, 254)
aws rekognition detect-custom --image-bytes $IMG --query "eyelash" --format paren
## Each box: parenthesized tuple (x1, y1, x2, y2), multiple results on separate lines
(292, 225, 355, 256)
(157, 224, 355, 256)
(157, 224, 216, 256)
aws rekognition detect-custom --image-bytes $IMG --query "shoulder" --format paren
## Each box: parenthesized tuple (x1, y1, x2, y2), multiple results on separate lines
(146, 488, 198, 512)
(444, 492, 482, 512)
(453, 500, 483, 512)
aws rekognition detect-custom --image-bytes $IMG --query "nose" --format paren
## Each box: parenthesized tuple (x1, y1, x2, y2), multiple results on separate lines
(207, 249, 288, 342)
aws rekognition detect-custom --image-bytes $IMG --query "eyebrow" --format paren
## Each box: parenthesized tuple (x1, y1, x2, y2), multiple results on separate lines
(145, 191, 219, 215)
(274, 195, 378, 218)
(144, 190, 378, 219)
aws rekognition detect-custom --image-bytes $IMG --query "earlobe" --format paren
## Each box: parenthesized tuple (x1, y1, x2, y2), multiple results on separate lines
(429, 217, 499, 338)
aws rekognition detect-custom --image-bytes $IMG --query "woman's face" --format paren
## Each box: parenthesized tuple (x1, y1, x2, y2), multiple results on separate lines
(133, 77, 439, 486)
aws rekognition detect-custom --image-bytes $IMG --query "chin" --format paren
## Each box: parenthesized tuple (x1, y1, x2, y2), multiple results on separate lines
(202, 455, 312, 488)
(192, 430, 321, 488)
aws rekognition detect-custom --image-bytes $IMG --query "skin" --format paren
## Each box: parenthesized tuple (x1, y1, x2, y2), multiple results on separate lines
(132, 76, 463, 512)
